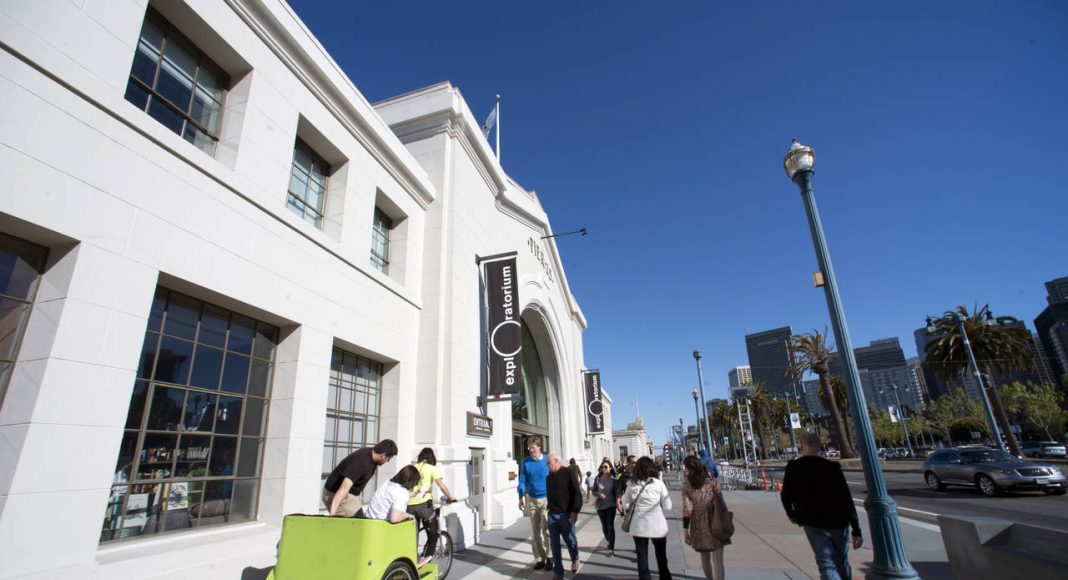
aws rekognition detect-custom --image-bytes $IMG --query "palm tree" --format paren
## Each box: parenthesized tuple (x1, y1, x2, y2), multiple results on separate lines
(925, 304, 1033, 456)
(747, 384, 775, 459)
(711, 401, 735, 460)
(789, 329, 856, 458)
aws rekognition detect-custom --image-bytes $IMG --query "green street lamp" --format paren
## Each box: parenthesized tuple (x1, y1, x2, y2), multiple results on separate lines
(691, 389, 704, 455)
(784, 139, 918, 579)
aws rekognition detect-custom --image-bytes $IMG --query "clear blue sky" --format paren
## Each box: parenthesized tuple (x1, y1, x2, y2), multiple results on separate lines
(287, 0, 1068, 448)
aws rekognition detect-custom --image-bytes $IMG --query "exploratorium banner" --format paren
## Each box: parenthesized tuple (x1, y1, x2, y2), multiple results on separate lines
(584, 371, 606, 434)
(484, 257, 522, 398)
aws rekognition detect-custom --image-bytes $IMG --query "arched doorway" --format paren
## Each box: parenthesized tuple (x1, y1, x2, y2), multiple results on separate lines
(511, 310, 560, 462)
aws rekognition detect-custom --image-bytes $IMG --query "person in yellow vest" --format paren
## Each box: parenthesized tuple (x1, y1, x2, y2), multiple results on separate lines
(408, 447, 458, 566)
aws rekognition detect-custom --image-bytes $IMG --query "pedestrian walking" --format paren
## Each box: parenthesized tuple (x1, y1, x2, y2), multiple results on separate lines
(681, 455, 725, 580)
(592, 460, 618, 556)
(621, 456, 673, 580)
(546, 453, 583, 577)
(614, 454, 637, 513)
(781, 431, 863, 580)
(585, 470, 595, 501)
(518, 436, 552, 570)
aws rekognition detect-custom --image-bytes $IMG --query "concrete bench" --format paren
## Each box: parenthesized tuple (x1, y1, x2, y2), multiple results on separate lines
(938, 515, 1068, 579)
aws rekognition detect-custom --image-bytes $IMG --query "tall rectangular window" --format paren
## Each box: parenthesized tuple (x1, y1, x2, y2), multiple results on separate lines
(287, 139, 330, 228)
(124, 8, 228, 155)
(370, 208, 392, 274)
(322, 348, 383, 502)
(101, 288, 278, 542)
(0, 234, 47, 411)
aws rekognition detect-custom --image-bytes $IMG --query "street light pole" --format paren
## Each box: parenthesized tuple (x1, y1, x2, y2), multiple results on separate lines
(784, 139, 918, 579)
(783, 394, 798, 458)
(693, 350, 717, 461)
(927, 313, 1005, 452)
(678, 416, 686, 468)
(692, 389, 704, 455)
(885, 384, 914, 458)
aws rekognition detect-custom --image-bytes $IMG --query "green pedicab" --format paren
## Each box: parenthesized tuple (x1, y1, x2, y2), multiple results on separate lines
(267, 514, 437, 580)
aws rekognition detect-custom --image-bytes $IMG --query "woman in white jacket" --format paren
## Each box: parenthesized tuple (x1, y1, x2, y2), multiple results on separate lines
(622, 456, 673, 579)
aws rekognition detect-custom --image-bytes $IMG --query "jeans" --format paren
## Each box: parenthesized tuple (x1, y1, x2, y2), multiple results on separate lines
(634, 536, 671, 580)
(547, 511, 578, 576)
(597, 507, 616, 550)
(803, 526, 852, 580)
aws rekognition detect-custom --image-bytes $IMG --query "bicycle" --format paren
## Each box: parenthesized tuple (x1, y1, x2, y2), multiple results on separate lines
(414, 496, 460, 579)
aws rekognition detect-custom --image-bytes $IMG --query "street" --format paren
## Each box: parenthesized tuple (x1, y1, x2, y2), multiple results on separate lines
(762, 464, 1068, 534)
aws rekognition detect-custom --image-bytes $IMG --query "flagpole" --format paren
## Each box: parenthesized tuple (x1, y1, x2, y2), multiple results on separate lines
(495, 94, 500, 163)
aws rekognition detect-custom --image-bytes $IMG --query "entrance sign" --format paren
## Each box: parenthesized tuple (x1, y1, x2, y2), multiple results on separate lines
(467, 412, 493, 438)
(583, 371, 605, 434)
(484, 256, 522, 398)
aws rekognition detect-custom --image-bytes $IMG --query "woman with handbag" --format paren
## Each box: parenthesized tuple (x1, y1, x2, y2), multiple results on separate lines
(621, 457, 673, 580)
(592, 461, 618, 556)
(681, 455, 726, 580)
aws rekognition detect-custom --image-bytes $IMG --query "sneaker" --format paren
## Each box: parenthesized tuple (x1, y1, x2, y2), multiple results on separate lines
(534, 561, 546, 570)
(545, 559, 553, 571)
(608, 548, 614, 557)
(571, 561, 579, 573)
(417, 556, 432, 567)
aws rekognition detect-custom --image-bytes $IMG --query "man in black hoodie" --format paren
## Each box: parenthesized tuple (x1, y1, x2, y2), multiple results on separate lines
(781, 432, 863, 580)
(546, 453, 583, 577)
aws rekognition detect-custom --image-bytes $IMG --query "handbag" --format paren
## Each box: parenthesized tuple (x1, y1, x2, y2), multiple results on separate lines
(708, 490, 735, 541)
(621, 480, 650, 533)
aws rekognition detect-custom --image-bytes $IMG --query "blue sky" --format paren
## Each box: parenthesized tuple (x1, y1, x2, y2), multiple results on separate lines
(287, 1, 1068, 447)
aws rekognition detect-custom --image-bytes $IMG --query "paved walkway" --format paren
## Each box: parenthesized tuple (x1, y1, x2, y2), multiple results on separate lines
(450, 474, 951, 579)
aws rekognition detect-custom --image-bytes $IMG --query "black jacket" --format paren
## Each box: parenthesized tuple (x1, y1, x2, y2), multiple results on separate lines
(780, 455, 861, 535)
(546, 467, 583, 514)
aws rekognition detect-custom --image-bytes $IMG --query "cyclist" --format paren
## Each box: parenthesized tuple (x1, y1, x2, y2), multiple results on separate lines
(408, 447, 458, 566)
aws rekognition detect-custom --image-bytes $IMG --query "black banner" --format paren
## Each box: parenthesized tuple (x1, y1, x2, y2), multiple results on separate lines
(584, 371, 605, 434)
(485, 257, 522, 398)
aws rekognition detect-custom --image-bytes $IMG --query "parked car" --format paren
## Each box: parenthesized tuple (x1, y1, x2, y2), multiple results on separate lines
(1021, 441, 1068, 459)
(825, 447, 840, 459)
(923, 446, 1067, 497)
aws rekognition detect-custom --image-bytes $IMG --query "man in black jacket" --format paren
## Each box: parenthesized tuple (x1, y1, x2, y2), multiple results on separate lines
(546, 453, 583, 577)
(781, 432, 863, 580)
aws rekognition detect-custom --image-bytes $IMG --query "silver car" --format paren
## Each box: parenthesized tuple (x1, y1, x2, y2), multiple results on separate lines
(922, 446, 1067, 496)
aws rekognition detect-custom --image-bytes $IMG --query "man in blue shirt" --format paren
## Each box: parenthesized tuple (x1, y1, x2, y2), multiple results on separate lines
(518, 436, 551, 570)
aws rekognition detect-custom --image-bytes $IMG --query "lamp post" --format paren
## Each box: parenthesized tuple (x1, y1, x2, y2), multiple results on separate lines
(925, 313, 1005, 453)
(693, 350, 717, 461)
(691, 389, 704, 455)
(880, 384, 914, 458)
(678, 416, 686, 468)
(784, 139, 918, 579)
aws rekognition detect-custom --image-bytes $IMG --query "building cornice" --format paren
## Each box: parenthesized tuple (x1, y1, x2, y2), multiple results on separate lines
(375, 82, 587, 329)
(225, 0, 435, 209)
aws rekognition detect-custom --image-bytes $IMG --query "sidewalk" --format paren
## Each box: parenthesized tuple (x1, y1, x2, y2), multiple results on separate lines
(450, 475, 950, 579)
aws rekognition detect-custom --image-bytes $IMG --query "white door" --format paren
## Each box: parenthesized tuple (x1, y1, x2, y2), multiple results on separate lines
(468, 448, 485, 526)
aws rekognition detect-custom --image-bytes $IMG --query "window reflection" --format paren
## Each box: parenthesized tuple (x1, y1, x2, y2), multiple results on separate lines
(103, 288, 276, 543)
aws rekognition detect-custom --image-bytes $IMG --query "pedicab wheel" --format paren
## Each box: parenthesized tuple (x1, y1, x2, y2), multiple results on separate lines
(382, 560, 417, 580)
(435, 532, 454, 580)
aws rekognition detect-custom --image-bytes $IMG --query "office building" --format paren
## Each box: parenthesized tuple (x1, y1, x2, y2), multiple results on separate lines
(728, 365, 752, 389)
(830, 337, 907, 375)
(745, 326, 794, 395)
(1036, 276, 1068, 384)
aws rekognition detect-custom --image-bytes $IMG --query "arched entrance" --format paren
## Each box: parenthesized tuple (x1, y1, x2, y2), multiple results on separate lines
(511, 309, 561, 462)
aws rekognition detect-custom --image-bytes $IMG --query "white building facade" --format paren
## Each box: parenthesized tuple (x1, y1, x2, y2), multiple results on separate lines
(0, 1, 600, 578)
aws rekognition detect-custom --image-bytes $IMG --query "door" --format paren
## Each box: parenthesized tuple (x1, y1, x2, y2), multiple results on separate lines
(468, 448, 485, 526)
